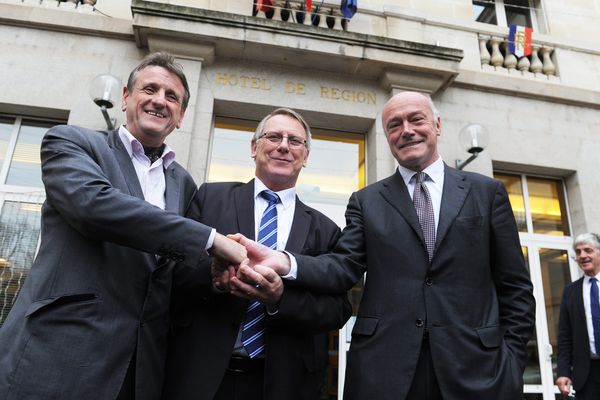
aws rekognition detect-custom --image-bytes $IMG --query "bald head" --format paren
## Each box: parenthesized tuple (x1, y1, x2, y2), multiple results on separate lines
(381, 91, 441, 171)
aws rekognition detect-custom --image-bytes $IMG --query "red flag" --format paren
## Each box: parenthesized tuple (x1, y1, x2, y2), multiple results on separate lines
(305, 0, 312, 11)
(256, 0, 273, 12)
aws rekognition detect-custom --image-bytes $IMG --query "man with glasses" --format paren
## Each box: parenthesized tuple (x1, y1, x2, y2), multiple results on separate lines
(162, 108, 351, 400)
(556, 233, 600, 399)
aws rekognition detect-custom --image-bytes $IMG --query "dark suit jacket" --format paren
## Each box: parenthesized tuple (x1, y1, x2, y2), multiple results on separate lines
(292, 165, 536, 400)
(0, 126, 212, 400)
(162, 180, 352, 400)
(557, 277, 593, 391)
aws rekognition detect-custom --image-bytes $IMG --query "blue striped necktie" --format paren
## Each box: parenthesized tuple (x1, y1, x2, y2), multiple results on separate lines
(590, 277, 600, 355)
(242, 190, 279, 358)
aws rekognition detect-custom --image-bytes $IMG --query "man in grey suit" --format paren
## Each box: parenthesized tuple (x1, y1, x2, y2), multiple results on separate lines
(0, 52, 245, 400)
(556, 233, 600, 399)
(162, 108, 351, 400)
(235, 91, 536, 399)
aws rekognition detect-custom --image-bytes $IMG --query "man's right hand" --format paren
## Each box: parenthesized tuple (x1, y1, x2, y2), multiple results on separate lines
(228, 233, 291, 276)
(209, 232, 247, 265)
(555, 376, 572, 398)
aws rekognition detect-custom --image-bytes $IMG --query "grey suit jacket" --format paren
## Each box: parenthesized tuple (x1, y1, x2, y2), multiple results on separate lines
(0, 126, 212, 400)
(292, 165, 536, 400)
(557, 277, 593, 391)
(162, 180, 351, 400)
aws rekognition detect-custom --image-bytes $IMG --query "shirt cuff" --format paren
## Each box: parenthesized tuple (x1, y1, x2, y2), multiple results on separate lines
(205, 228, 216, 250)
(280, 250, 297, 280)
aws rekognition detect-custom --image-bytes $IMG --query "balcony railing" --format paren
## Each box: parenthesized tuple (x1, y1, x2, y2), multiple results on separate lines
(478, 34, 558, 80)
(17, 0, 96, 11)
(253, 0, 352, 31)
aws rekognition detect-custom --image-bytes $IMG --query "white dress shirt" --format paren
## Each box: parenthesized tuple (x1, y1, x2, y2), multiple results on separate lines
(254, 178, 296, 250)
(582, 273, 600, 358)
(396, 156, 445, 232)
(118, 126, 175, 210)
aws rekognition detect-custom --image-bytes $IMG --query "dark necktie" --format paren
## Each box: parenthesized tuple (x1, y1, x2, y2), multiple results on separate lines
(413, 172, 436, 261)
(590, 277, 600, 355)
(242, 190, 279, 358)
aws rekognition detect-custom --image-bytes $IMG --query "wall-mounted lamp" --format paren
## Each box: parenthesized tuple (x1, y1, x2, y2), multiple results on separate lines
(455, 123, 489, 170)
(89, 74, 122, 130)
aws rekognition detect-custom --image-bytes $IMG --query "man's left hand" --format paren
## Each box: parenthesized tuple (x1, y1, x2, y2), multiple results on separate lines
(230, 263, 283, 308)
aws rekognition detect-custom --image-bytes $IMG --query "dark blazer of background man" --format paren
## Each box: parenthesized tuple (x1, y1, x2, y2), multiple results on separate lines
(163, 108, 351, 400)
(556, 233, 600, 399)
(239, 92, 536, 400)
(0, 52, 244, 400)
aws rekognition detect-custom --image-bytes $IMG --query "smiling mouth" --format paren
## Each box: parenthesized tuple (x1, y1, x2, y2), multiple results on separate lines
(399, 141, 423, 149)
(146, 110, 166, 118)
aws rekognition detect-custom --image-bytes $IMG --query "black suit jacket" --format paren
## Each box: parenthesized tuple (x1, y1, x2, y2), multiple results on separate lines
(162, 180, 352, 400)
(292, 165, 536, 400)
(0, 126, 211, 400)
(557, 277, 593, 390)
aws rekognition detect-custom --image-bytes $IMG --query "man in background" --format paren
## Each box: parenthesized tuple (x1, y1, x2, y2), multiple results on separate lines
(556, 232, 600, 399)
(163, 108, 351, 400)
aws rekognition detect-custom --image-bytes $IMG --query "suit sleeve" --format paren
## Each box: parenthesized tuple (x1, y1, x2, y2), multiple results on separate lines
(490, 180, 536, 369)
(171, 184, 214, 298)
(556, 286, 574, 378)
(41, 125, 212, 264)
(293, 192, 368, 294)
(268, 226, 353, 334)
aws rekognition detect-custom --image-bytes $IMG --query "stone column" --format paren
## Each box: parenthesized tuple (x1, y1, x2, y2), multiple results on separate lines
(147, 36, 215, 181)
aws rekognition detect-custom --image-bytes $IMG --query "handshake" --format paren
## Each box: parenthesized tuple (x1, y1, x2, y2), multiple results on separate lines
(209, 233, 292, 308)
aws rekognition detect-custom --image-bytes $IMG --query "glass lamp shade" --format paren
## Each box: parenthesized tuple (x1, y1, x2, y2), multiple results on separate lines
(89, 74, 122, 109)
(459, 123, 489, 154)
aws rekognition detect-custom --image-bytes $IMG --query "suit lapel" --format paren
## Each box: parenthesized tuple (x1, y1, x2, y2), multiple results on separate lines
(286, 198, 310, 253)
(107, 130, 144, 200)
(380, 171, 424, 243)
(435, 165, 470, 252)
(164, 165, 180, 213)
(235, 180, 257, 240)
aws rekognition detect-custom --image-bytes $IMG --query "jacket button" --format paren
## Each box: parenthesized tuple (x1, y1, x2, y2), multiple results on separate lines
(425, 277, 433, 286)
(415, 319, 424, 327)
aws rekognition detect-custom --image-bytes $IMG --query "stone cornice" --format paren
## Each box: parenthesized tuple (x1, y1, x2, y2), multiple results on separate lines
(131, 0, 463, 95)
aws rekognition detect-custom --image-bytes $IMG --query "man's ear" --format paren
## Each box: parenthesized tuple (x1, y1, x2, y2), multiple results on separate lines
(435, 116, 441, 136)
(121, 86, 129, 112)
(251, 140, 257, 159)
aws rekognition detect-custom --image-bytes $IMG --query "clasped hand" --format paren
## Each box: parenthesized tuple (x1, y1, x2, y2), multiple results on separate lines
(210, 233, 291, 307)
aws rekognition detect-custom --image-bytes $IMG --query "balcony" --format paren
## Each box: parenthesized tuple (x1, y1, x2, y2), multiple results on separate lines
(252, 0, 352, 31)
(478, 33, 558, 81)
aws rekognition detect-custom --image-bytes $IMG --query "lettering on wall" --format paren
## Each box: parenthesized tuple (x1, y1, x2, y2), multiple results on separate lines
(215, 72, 376, 105)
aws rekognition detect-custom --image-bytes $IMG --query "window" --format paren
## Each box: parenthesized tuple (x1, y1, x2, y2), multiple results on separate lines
(473, 0, 546, 33)
(0, 115, 62, 325)
(495, 172, 576, 400)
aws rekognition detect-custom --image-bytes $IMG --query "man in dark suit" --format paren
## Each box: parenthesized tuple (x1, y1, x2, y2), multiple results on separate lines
(162, 108, 351, 400)
(236, 91, 536, 399)
(0, 52, 245, 400)
(556, 233, 600, 399)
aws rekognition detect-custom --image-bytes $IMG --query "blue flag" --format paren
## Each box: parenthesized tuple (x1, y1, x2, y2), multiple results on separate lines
(341, 0, 357, 19)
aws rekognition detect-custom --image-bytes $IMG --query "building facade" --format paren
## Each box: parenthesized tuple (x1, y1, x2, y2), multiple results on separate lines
(1, 0, 600, 398)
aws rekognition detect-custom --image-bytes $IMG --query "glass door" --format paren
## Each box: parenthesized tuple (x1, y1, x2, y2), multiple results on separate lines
(496, 172, 575, 400)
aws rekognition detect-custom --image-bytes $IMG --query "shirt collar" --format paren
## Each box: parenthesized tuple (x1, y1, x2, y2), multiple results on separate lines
(118, 125, 176, 168)
(254, 177, 296, 210)
(584, 273, 600, 284)
(397, 156, 445, 186)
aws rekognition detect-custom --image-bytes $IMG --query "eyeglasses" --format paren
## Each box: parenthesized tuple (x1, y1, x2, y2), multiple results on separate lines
(260, 132, 307, 148)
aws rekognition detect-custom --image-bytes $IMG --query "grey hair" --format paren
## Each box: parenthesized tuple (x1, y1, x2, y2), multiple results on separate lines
(253, 108, 312, 151)
(127, 51, 190, 110)
(573, 232, 600, 251)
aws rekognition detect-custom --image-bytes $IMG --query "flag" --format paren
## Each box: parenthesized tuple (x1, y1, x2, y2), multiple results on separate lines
(340, 0, 357, 19)
(255, 0, 273, 12)
(305, 0, 312, 11)
(508, 25, 532, 58)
